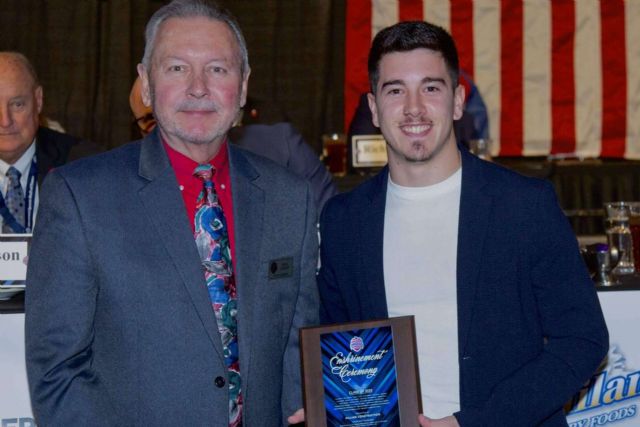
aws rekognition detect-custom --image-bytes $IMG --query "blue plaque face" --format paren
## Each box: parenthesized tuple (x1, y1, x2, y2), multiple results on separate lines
(321, 326, 399, 426)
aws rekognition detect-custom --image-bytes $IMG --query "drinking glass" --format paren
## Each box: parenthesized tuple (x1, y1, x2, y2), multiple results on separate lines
(604, 202, 634, 275)
(628, 202, 640, 273)
(468, 139, 492, 161)
(322, 133, 347, 177)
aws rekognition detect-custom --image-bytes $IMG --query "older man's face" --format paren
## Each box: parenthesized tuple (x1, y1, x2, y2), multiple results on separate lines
(0, 55, 42, 164)
(138, 17, 248, 156)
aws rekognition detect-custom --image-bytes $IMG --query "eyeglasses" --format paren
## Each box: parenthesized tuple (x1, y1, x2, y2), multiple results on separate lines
(133, 112, 157, 135)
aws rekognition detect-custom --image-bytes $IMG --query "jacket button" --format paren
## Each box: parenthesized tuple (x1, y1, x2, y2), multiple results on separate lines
(215, 376, 226, 388)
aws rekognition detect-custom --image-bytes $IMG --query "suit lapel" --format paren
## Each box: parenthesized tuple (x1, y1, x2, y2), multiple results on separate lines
(359, 168, 389, 319)
(228, 145, 264, 391)
(456, 149, 492, 355)
(137, 132, 225, 363)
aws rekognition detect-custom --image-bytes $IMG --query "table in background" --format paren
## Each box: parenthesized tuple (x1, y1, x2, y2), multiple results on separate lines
(565, 285, 640, 426)
(0, 291, 25, 314)
(336, 158, 640, 236)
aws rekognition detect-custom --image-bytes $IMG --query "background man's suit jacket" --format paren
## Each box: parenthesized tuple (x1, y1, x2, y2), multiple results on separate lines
(318, 148, 608, 426)
(35, 126, 99, 183)
(229, 122, 337, 211)
(25, 131, 319, 426)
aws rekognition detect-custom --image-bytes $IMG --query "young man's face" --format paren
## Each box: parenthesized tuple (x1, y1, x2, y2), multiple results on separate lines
(138, 17, 248, 153)
(368, 48, 464, 170)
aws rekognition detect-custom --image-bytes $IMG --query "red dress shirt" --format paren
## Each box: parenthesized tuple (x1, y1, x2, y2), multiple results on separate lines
(164, 141, 237, 270)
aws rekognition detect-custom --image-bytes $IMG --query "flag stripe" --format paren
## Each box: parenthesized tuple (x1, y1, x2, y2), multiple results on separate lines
(373, 0, 399, 37)
(551, 0, 576, 155)
(423, 0, 450, 31)
(399, 0, 424, 21)
(473, 0, 501, 154)
(344, 0, 373, 131)
(600, 0, 627, 158)
(626, 0, 640, 159)
(450, 0, 474, 80)
(574, 0, 602, 158)
(523, 0, 551, 155)
(499, 0, 523, 156)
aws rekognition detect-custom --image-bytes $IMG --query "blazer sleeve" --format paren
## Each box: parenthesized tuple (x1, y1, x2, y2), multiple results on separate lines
(455, 181, 609, 427)
(25, 171, 117, 426)
(317, 196, 351, 324)
(280, 182, 320, 419)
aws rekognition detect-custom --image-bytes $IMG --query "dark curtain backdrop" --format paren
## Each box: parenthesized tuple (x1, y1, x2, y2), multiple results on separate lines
(0, 0, 345, 152)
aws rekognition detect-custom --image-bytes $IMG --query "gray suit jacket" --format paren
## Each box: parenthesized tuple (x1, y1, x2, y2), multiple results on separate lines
(25, 131, 319, 426)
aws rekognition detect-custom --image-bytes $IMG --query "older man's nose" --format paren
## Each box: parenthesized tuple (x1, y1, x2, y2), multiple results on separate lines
(188, 73, 209, 99)
(0, 105, 13, 128)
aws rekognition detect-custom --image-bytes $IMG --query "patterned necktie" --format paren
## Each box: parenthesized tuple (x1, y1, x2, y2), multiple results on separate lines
(193, 164, 242, 427)
(2, 167, 25, 234)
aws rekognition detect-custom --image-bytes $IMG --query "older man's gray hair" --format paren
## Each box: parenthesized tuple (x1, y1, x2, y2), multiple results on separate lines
(141, 0, 249, 77)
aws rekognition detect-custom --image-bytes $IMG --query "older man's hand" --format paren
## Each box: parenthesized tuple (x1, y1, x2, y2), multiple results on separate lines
(287, 408, 305, 425)
(419, 414, 460, 427)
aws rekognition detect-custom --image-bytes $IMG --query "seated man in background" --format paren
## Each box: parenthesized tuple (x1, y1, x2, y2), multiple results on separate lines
(0, 51, 94, 234)
(130, 76, 337, 211)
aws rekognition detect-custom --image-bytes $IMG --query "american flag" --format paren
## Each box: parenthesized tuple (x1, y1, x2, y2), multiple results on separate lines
(345, 0, 640, 159)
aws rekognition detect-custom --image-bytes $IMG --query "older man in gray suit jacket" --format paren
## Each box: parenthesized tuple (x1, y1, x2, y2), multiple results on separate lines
(25, 1, 318, 426)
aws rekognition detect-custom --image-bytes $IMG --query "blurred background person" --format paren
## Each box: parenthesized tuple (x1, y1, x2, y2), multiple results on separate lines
(0, 51, 97, 234)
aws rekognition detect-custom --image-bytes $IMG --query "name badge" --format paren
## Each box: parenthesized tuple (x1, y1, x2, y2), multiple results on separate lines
(268, 257, 294, 279)
(0, 234, 31, 285)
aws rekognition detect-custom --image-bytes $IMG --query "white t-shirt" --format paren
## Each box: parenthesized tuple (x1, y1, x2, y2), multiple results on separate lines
(383, 167, 462, 419)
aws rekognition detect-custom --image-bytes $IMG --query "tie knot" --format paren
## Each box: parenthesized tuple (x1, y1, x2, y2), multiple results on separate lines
(6, 166, 21, 181)
(193, 164, 215, 182)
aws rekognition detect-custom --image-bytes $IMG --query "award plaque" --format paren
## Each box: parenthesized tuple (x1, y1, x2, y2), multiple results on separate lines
(300, 316, 421, 427)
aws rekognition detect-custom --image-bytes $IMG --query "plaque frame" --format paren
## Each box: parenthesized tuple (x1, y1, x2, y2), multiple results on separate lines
(300, 316, 421, 427)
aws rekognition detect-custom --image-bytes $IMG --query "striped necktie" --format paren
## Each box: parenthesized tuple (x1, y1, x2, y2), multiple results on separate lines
(2, 167, 25, 234)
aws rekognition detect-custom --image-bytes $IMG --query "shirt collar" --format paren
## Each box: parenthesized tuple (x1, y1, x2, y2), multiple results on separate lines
(0, 140, 36, 178)
(163, 139, 230, 181)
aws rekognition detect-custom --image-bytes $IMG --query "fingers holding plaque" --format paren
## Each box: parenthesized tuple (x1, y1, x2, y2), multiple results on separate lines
(300, 316, 421, 427)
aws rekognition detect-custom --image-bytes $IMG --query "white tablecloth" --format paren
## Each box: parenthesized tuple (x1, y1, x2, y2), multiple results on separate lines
(2, 291, 639, 426)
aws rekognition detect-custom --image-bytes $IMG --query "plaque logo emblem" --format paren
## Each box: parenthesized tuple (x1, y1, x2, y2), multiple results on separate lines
(350, 336, 364, 353)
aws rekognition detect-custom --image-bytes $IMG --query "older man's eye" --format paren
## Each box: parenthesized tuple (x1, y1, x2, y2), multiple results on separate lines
(210, 66, 227, 74)
(168, 65, 185, 72)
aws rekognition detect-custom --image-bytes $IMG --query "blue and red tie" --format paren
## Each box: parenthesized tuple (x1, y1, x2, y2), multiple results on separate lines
(193, 164, 242, 426)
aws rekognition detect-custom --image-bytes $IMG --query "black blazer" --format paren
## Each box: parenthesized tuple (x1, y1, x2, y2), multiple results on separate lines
(318, 147, 608, 426)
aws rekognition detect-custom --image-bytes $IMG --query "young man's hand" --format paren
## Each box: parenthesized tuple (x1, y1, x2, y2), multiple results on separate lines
(287, 408, 305, 425)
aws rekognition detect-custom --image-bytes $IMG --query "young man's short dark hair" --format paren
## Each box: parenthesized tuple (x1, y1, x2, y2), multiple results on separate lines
(367, 21, 460, 93)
